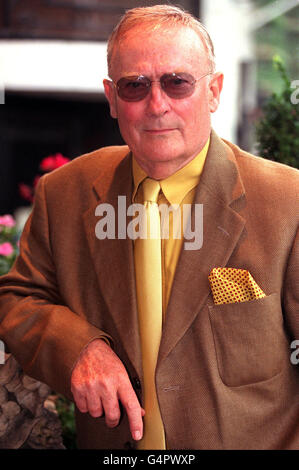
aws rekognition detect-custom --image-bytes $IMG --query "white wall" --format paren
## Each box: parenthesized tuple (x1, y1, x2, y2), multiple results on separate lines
(0, 40, 107, 94)
(201, 0, 254, 142)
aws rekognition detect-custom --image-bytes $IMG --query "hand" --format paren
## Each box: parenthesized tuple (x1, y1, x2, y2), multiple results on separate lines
(71, 339, 145, 441)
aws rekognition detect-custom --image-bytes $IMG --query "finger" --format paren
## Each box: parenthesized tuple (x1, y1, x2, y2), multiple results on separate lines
(85, 392, 104, 418)
(101, 395, 121, 428)
(118, 385, 143, 441)
(72, 391, 88, 413)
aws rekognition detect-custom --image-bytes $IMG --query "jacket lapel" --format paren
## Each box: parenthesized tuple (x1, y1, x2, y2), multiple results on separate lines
(158, 131, 246, 365)
(83, 151, 142, 376)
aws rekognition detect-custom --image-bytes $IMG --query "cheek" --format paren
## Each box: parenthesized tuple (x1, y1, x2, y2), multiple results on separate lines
(174, 103, 200, 132)
(184, 96, 209, 126)
(173, 93, 207, 122)
(117, 102, 145, 127)
(116, 103, 146, 148)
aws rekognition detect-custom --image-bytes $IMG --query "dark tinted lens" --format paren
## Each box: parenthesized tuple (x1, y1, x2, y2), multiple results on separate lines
(117, 76, 150, 101)
(161, 73, 195, 98)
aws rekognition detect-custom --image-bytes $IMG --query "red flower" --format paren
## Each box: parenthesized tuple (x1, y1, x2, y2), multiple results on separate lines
(19, 153, 70, 203)
(39, 153, 70, 172)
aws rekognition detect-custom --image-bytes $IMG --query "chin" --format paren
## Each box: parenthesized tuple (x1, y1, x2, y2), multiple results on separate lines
(151, 149, 178, 160)
(144, 152, 180, 166)
(142, 143, 183, 161)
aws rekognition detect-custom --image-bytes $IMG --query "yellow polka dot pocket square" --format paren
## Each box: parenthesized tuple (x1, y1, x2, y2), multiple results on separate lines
(208, 267, 266, 305)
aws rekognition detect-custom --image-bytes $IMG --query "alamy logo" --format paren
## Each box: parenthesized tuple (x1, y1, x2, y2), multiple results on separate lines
(290, 340, 299, 365)
(290, 80, 299, 105)
(95, 196, 203, 250)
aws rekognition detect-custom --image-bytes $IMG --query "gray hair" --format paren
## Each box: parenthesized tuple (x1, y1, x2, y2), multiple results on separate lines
(107, 4, 216, 76)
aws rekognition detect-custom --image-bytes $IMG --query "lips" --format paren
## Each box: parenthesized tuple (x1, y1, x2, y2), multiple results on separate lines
(144, 128, 176, 134)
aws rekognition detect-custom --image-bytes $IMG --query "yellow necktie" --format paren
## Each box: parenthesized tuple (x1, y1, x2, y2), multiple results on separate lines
(134, 178, 166, 449)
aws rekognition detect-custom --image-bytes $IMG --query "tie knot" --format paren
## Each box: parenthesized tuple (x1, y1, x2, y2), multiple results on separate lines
(142, 178, 161, 203)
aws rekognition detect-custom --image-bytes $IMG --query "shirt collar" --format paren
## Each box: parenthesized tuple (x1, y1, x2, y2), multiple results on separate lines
(132, 137, 210, 205)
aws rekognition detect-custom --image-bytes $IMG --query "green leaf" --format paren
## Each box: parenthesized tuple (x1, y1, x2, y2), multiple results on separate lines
(255, 58, 299, 169)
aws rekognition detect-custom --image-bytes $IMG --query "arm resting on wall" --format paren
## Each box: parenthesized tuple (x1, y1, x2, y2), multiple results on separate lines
(0, 176, 112, 400)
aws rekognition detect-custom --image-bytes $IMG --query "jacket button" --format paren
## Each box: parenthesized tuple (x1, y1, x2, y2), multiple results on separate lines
(132, 377, 141, 390)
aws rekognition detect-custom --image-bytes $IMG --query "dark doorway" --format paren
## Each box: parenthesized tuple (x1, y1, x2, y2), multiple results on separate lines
(0, 91, 124, 214)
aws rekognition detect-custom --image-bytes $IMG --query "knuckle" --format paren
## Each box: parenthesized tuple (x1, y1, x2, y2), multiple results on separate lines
(99, 381, 111, 396)
(125, 399, 139, 411)
(71, 378, 90, 396)
(85, 377, 99, 392)
(71, 381, 83, 393)
(72, 388, 85, 403)
(108, 409, 120, 420)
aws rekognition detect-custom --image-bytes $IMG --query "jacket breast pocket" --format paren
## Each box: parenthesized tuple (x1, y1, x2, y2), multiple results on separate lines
(208, 293, 288, 387)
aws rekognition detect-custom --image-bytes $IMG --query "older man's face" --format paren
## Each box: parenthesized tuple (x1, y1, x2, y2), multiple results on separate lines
(104, 25, 223, 178)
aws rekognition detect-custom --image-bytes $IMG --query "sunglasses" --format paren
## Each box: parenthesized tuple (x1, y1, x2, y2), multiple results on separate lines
(112, 72, 212, 102)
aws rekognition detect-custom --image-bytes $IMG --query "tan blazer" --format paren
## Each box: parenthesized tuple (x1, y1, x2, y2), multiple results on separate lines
(0, 131, 298, 449)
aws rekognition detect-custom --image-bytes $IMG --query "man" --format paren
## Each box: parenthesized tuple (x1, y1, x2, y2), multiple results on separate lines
(0, 5, 298, 450)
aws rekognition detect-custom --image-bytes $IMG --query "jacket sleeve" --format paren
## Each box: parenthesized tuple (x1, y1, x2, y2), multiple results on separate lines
(0, 176, 112, 400)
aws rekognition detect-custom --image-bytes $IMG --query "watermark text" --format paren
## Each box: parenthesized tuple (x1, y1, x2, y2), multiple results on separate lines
(290, 80, 299, 105)
(290, 339, 299, 365)
(95, 197, 203, 250)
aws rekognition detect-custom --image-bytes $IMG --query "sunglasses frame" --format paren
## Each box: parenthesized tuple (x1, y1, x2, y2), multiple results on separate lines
(109, 71, 213, 102)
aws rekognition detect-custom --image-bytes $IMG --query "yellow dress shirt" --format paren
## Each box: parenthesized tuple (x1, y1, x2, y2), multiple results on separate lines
(132, 138, 210, 320)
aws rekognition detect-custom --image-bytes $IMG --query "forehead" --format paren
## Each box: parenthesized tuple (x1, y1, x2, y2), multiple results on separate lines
(111, 25, 209, 78)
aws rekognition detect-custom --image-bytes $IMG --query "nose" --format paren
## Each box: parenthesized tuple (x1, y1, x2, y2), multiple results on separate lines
(146, 81, 171, 117)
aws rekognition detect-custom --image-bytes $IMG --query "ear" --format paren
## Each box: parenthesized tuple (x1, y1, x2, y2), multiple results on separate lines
(103, 79, 118, 119)
(208, 72, 224, 113)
